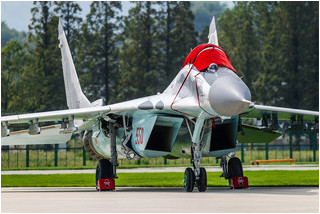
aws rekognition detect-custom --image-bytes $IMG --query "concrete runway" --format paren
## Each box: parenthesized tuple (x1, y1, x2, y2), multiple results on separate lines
(2, 187, 318, 213)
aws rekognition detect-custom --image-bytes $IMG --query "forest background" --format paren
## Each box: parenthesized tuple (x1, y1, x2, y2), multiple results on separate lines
(1, 1, 319, 115)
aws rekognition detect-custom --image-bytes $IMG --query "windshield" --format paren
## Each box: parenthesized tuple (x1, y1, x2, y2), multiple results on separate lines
(201, 67, 239, 85)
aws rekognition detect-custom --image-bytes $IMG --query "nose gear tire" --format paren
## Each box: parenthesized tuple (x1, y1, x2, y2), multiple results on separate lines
(184, 167, 195, 192)
(197, 167, 207, 192)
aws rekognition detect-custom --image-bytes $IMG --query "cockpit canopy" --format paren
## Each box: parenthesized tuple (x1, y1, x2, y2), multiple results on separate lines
(182, 44, 236, 72)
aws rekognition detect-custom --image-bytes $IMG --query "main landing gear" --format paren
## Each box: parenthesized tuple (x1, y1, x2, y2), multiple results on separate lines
(96, 123, 118, 191)
(96, 159, 115, 191)
(220, 156, 248, 189)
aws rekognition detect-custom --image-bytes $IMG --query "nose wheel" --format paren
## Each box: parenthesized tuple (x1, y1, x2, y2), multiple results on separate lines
(183, 167, 207, 192)
(183, 168, 195, 192)
(197, 167, 207, 192)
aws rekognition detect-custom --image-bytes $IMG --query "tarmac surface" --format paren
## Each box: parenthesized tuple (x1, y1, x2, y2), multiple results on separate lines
(1, 187, 319, 213)
(2, 164, 318, 175)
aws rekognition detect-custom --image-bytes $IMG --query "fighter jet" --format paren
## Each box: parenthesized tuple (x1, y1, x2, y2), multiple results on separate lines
(1, 17, 318, 192)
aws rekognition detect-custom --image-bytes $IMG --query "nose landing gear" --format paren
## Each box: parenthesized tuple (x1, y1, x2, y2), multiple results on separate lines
(183, 167, 207, 192)
(183, 117, 208, 192)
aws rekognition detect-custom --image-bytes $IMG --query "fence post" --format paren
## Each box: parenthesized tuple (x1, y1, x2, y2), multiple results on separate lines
(265, 143, 269, 160)
(137, 159, 141, 165)
(8, 149, 10, 168)
(311, 132, 317, 162)
(83, 147, 86, 166)
(16, 148, 19, 168)
(289, 131, 293, 159)
(241, 143, 245, 163)
(26, 145, 29, 167)
(164, 158, 167, 165)
(54, 144, 58, 167)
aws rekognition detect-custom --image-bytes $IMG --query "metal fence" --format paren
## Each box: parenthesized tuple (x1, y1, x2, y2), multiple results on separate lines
(1, 142, 318, 168)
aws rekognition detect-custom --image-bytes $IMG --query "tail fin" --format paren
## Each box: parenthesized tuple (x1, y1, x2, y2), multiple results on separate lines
(58, 19, 91, 109)
(208, 16, 219, 46)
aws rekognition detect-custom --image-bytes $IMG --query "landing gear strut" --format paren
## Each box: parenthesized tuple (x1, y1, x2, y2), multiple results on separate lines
(183, 117, 207, 192)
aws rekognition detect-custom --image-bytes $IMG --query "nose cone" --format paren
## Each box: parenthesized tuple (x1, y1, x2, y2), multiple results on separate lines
(209, 75, 251, 116)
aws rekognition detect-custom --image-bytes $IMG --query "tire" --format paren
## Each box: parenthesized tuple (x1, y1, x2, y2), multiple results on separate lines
(96, 159, 112, 190)
(227, 157, 243, 179)
(183, 168, 195, 192)
(197, 167, 207, 192)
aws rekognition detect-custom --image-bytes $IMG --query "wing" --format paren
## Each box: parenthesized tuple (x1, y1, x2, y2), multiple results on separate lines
(242, 104, 319, 121)
(237, 103, 318, 143)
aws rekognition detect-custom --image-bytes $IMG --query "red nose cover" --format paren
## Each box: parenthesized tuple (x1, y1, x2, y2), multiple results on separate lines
(182, 44, 236, 72)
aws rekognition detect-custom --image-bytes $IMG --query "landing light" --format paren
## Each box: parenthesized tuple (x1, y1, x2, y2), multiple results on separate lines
(227, 152, 235, 158)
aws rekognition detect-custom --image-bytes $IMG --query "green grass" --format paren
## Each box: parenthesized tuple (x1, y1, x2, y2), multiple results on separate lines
(1, 170, 318, 187)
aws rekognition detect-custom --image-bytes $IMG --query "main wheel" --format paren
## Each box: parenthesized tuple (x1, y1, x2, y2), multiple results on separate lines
(96, 159, 112, 190)
(227, 157, 243, 179)
(197, 167, 207, 192)
(183, 167, 195, 192)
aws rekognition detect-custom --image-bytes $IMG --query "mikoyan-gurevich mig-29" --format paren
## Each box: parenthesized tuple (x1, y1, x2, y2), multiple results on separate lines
(1, 16, 319, 192)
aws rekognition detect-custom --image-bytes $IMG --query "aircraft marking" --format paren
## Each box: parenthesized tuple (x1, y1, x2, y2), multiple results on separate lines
(135, 127, 144, 145)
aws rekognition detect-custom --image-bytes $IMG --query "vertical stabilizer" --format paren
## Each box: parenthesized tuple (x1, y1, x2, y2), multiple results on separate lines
(208, 16, 219, 46)
(58, 19, 92, 109)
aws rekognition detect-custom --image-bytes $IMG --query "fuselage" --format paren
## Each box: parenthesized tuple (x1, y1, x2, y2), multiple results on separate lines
(85, 53, 252, 160)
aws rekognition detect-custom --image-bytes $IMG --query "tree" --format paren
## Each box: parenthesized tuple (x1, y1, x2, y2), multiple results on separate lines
(28, 1, 65, 111)
(218, 2, 260, 93)
(77, 1, 122, 104)
(158, 1, 198, 83)
(191, 1, 227, 32)
(218, 2, 319, 110)
(1, 41, 31, 114)
(1, 22, 27, 47)
(171, 1, 197, 73)
(117, 1, 163, 101)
